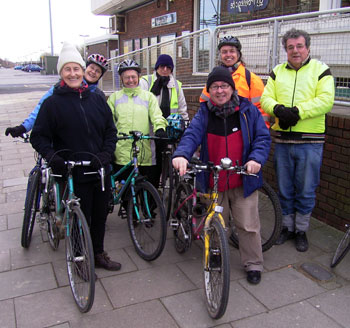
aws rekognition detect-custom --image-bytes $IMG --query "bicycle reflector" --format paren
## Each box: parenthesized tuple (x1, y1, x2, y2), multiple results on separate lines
(166, 113, 185, 140)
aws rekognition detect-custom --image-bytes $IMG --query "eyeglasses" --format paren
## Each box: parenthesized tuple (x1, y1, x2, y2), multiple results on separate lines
(209, 83, 231, 91)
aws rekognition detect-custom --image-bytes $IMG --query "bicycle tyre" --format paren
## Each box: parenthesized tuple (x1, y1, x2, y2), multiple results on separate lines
(46, 183, 60, 250)
(229, 181, 282, 252)
(331, 227, 350, 268)
(172, 181, 193, 254)
(203, 216, 230, 319)
(127, 180, 167, 261)
(21, 168, 41, 248)
(161, 152, 174, 221)
(65, 206, 95, 313)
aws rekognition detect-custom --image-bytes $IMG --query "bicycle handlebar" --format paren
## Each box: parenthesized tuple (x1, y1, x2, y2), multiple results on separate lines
(116, 130, 172, 142)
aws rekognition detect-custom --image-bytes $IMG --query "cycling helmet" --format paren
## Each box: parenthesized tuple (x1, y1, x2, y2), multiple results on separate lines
(218, 36, 242, 51)
(166, 113, 185, 140)
(118, 59, 141, 75)
(87, 54, 108, 73)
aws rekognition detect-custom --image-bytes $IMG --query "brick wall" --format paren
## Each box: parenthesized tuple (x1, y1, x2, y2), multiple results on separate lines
(184, 88, 350, 231)
(118, 0, 193, 53)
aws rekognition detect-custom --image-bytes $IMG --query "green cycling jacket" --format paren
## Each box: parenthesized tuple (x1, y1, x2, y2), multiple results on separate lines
(261, 58, 335, 134)
(107, 86, 167, 165)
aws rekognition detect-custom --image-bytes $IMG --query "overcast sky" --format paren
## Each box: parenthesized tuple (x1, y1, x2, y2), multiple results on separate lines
(0, 0, 109, 62)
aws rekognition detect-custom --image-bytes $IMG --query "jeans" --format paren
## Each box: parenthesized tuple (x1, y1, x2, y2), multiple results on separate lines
(274, 143, 323, 217)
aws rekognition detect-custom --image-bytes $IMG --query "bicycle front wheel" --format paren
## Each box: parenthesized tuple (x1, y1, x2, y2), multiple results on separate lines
(65, 206, 95, 313)
(21, 168, 41, 248)
(229, 181, 282, 252)
(203, 216, 230, 319)
(127, 181, 167, 261)
(331, 226, 350, 268)
(46, 183, 60, 250)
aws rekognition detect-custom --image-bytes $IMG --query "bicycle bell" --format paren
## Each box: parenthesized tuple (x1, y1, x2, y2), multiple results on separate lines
(221, 157, 232, 169)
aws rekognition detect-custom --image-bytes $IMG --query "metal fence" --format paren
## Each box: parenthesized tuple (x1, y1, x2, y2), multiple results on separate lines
(100, 7, 350, 105)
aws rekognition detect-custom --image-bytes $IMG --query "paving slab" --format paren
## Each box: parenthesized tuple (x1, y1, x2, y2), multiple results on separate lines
(0, 299, 15, 328)
(0, 214, 6, 231)
(0, 249, 10, 272)
(308, 284, 350, 327)
(101, 263, 196, 308)
(263, 241, 323, 271)
(70, 299, 178, 328)
(162, 282, 265, 328)
(14, 283, 113, 328)
(309, 225, 343, 253)
(7, 212, 22, 229)
(0, 200, 26, 215)
(233, 300, 342, 328)
(238, 266, 326, 310)
(0, 263, 56, 300)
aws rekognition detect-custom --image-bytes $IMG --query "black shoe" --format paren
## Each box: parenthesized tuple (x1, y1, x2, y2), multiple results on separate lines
(247, 270, 261, 285)
(275, 227, 296, 245)
(95, 252, 122, 271)
(295, 231, 309, 252)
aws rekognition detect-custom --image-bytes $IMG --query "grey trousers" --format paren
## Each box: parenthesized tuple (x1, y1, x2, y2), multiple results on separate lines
(217, 186, 263, 272)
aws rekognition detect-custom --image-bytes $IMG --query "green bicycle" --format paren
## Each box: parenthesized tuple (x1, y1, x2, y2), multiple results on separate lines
(109, 131, 167, 261)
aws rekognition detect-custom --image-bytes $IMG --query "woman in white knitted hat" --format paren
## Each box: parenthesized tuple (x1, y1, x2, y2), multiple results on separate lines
(30, 42, 122, 273)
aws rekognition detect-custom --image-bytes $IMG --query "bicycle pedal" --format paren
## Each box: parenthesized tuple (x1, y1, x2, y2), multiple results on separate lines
(169, 219, 179, 230)
(118, 207, 128, 219)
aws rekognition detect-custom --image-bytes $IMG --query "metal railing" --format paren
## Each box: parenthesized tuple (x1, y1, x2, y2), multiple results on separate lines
(100, 7, 350, 105)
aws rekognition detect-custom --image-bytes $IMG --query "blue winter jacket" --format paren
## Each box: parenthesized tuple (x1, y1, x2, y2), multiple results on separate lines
(173, 96, 271, 197)
(22, 80, 105, 132)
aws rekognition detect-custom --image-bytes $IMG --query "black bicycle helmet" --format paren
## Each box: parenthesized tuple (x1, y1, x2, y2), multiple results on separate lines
(118, 59, 141, 75)
(87, 54, 108, 73)
(166, 113, 185, 140)
(218, 36, 242, 51)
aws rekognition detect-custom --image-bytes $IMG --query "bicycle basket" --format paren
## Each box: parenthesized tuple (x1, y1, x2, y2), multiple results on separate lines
(166, 113, 185, 140)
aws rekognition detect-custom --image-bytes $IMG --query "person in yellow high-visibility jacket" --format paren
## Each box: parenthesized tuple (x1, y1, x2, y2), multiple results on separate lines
(200, 36, 270, 128)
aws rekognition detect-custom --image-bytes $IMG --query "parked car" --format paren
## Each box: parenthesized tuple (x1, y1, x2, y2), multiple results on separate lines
(14, 65, 23, 70)
(22, 64, 43, 72)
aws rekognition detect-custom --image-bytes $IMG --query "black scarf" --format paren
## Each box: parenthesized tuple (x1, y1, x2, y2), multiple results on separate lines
(150, 73, 170, 118)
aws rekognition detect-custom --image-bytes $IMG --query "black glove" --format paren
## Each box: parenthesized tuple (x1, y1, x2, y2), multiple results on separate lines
(91, 152, 111, 170)
(155, 129, 168, 139)
(48, 155, 67, 176)
(5, 125, 26, 138)
(273, 105, 300, 130)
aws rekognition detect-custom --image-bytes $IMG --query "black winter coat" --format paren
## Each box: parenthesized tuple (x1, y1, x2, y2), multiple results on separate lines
(30, 83, 117, 183)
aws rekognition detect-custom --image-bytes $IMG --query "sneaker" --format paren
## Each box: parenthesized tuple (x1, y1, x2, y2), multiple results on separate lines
(295, 231, 309, 252)
(275, 227, 296, 245)
(95, 252, 121, 271)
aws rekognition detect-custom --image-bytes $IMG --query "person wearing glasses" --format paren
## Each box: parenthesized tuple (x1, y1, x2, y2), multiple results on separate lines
(173, 66, 271, 285)
(199, 36, 270, 128)
(5, 54, 108, 138)
(261, 28, 334, 252)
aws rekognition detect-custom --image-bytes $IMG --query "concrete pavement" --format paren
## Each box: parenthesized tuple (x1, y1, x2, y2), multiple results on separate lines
(1, 82, 350, 328)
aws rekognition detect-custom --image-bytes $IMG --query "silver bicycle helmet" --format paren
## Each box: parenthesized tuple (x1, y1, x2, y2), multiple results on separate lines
(87, 54, 108, 73)
(118, 59, 141, 75)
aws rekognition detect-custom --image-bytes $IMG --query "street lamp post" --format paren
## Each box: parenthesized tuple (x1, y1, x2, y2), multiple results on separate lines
(49, 0, 54, 55)
(79, 34, 89, 60)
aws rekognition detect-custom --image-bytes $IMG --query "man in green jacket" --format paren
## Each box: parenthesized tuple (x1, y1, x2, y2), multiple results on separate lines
(107, 59, 167, 189)
(261, 28, 335, 252)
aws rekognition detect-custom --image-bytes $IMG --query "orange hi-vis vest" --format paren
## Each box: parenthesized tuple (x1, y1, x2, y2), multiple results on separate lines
(200, 63, 270, 128)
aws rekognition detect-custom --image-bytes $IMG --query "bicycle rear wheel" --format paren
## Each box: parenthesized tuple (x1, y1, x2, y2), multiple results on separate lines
(65, 206, 95, 313)
(331, 226, 350, 268)
(127, 181, 167, 261)
(203, 216, 230, 319)
(172, 181, 193, 253)
(229, 181, 282, 252)
(21, 168, 41, 248)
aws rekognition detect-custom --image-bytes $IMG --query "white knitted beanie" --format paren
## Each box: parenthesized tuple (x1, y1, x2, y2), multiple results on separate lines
(57, 42, 86, 73)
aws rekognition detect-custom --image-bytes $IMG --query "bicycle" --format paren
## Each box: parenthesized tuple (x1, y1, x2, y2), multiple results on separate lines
(331, 223, 350, 268)
(21, 144, 103, 312)
(171, 157, 257, 319)
(228, 181, 282, 252)
(109, 130, 167, 261)
(160, 117, 189, 220)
